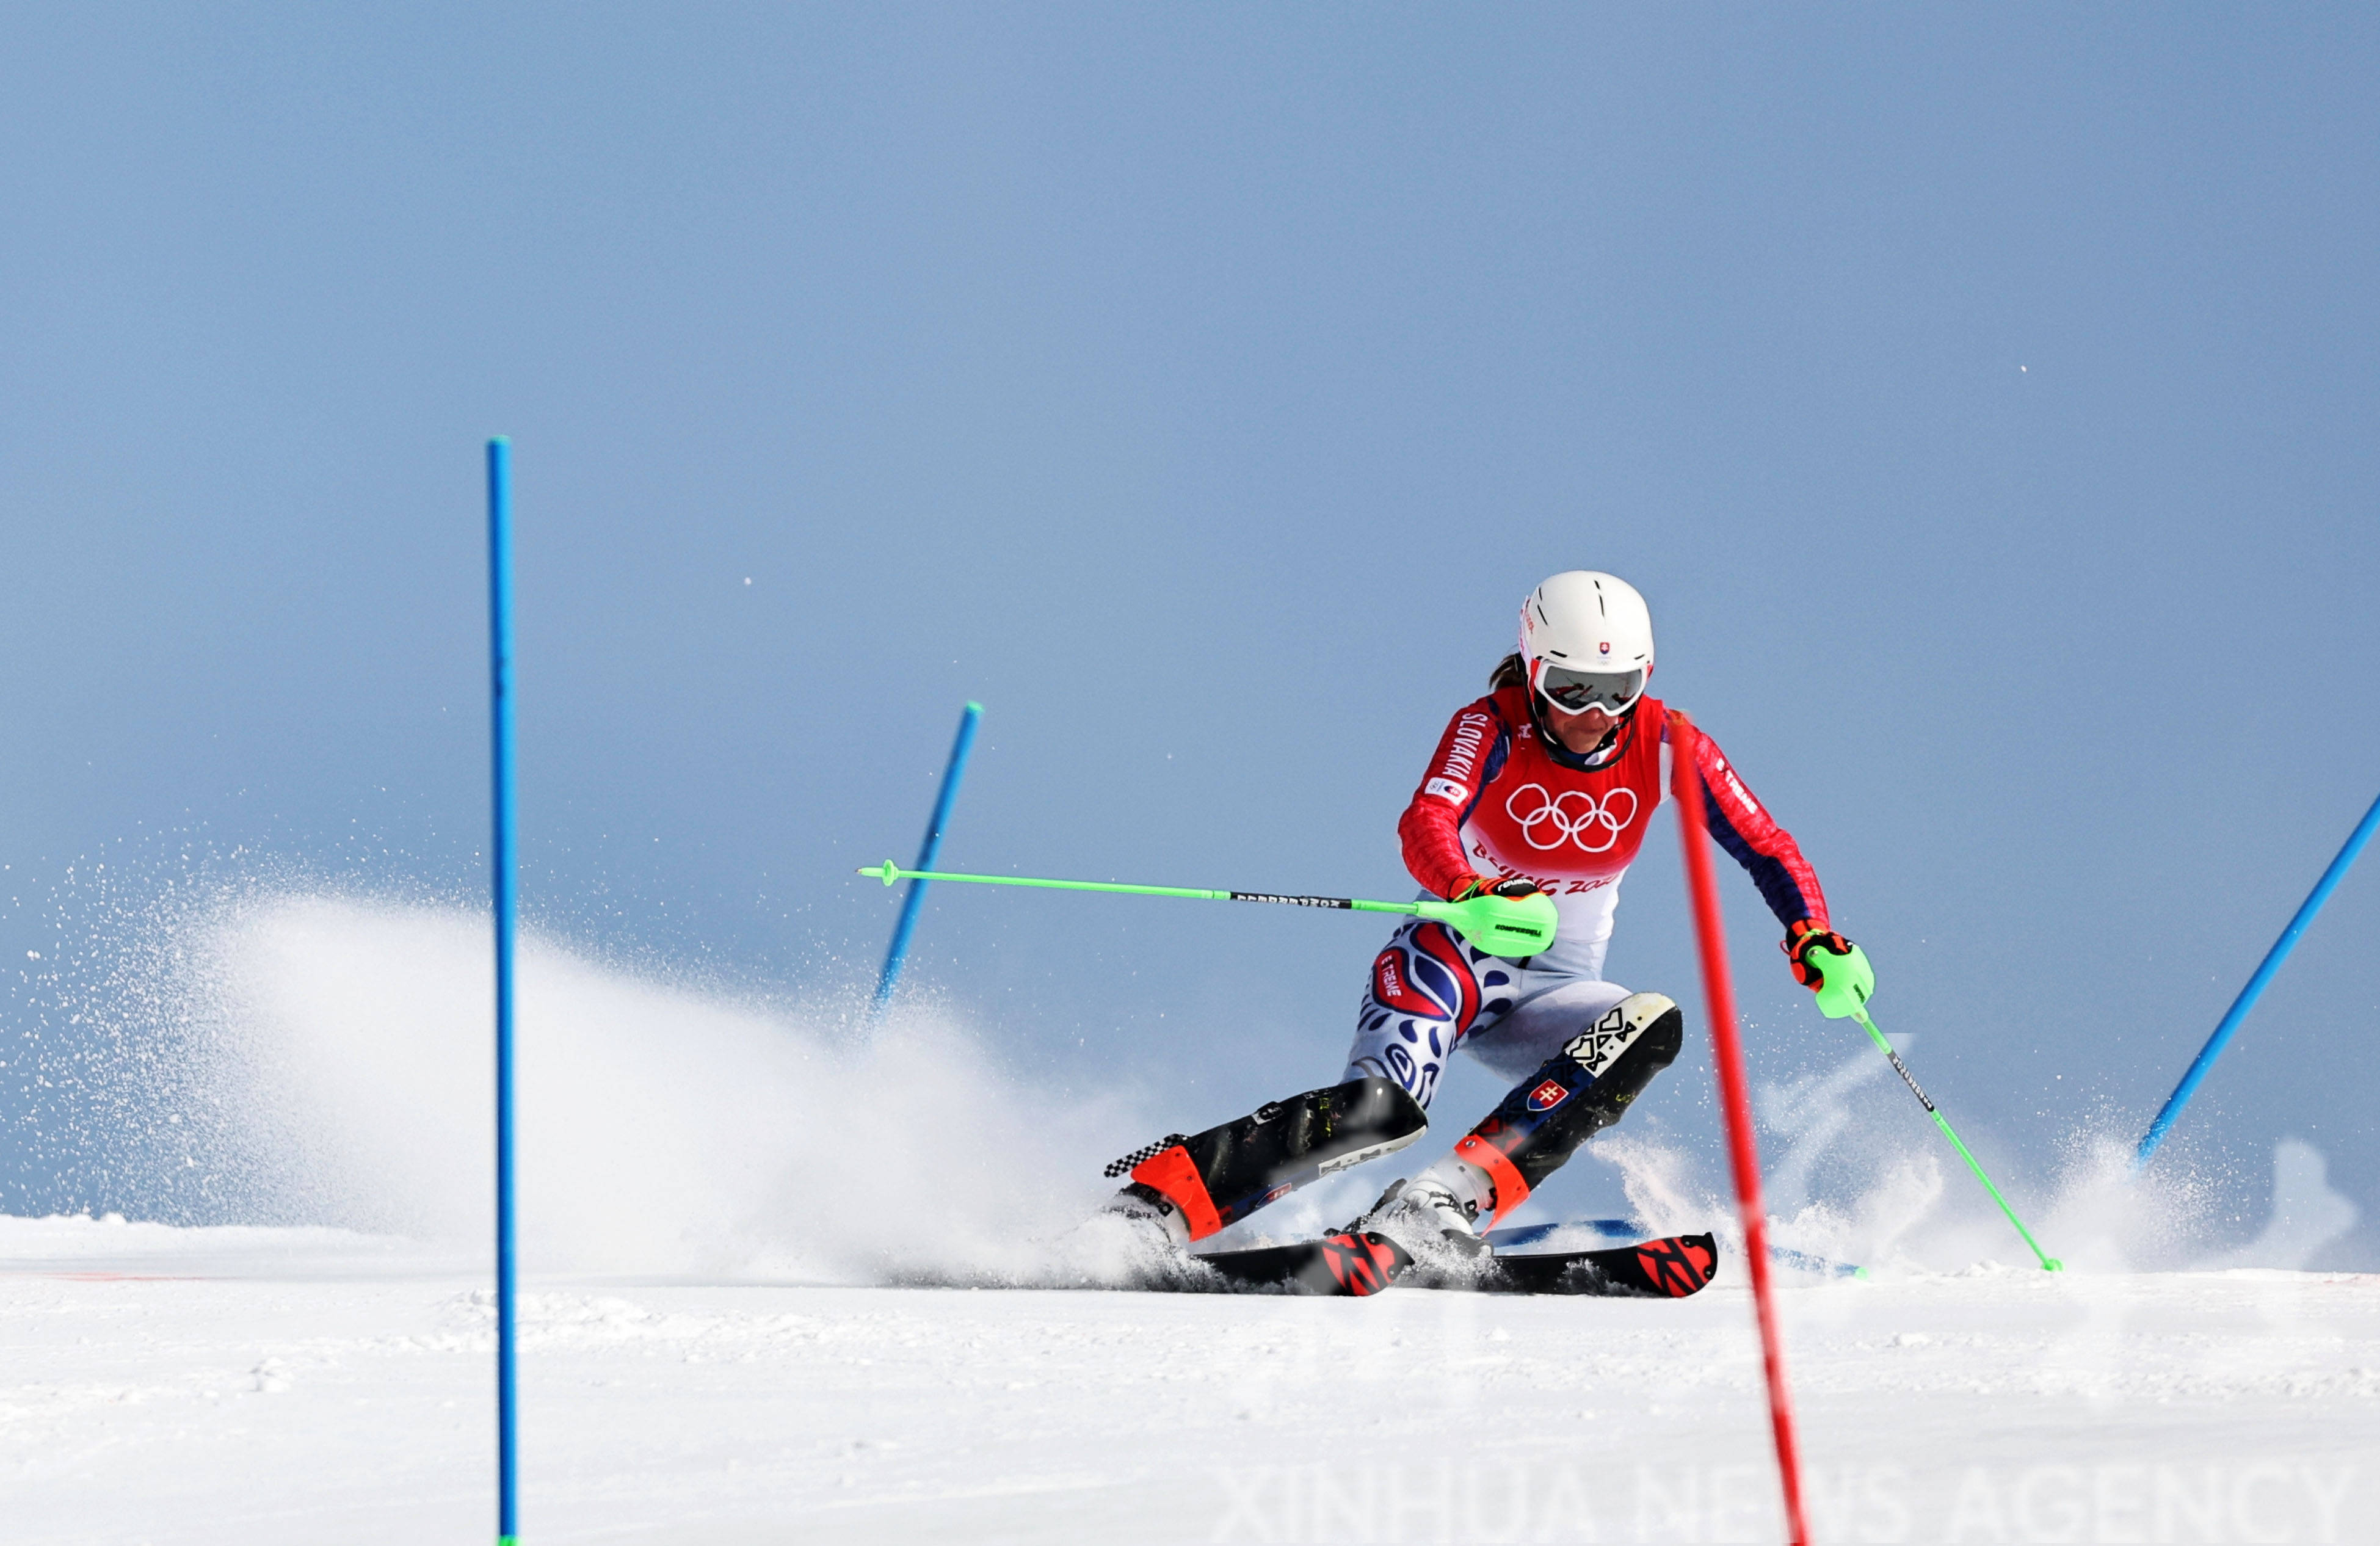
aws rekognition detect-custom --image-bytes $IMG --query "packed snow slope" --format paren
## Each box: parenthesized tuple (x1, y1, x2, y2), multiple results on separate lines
(3, 1216, 2375, 1544)
(4, 890, 2375, 1542)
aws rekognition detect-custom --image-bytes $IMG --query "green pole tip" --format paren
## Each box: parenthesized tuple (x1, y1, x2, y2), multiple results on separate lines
(856, 860, 902, 885)
(2043, 1259, 2064, 1272)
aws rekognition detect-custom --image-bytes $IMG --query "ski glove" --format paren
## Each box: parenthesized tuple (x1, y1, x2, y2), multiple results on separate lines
(1453, 876, 1543, 903)
(1786, 919, 1869, 997)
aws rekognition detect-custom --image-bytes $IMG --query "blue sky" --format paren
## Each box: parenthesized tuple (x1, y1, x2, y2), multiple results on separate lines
(2, 6, 2375, 1255)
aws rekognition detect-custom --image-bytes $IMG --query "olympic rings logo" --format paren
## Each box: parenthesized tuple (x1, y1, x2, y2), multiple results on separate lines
(1504, 783, 1639, 853)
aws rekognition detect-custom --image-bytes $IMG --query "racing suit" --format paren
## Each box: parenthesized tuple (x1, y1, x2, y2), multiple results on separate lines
(1343, 683, 1827, 1106)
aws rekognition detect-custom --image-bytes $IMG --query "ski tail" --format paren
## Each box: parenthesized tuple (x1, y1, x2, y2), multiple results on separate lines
(1185, 1230, 1415, 1296)
(1482, 1232, 1720, 1297)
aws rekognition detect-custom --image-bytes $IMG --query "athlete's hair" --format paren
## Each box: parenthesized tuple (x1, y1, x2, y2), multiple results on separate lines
(1489, 651, 1527, 691)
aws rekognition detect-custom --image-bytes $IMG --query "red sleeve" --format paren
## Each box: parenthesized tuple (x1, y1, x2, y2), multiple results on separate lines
(1396, 699, 1507, 899)
(1666, 716, 1831, 931)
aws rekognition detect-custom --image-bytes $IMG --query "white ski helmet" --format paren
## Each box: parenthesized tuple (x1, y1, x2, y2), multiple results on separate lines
(1517, 571, 1654, 716)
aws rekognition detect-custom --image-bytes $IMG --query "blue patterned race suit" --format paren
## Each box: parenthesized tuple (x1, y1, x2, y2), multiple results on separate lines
(1343, 918, 1634, 1108)
(1345, 688, 1830, 1109)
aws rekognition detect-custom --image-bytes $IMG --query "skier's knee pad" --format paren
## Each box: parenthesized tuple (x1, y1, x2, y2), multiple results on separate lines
(1105, 1077, 1428, 1243)
(1446, 992, 1684, 1227)
(1571, 992, 1683, 1113)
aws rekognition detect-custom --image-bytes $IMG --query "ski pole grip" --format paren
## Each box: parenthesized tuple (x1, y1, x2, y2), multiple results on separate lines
(1805, 943, 1876, 1020)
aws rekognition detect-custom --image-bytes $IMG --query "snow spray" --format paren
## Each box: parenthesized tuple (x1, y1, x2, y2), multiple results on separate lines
(1804, 943, 2063, 1272)
(27, 884, 1142, 1282)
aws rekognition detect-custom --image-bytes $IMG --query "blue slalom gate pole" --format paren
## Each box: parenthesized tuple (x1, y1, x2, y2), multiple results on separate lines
(2137, 786, 2380, 1167)
(486, 438, 521, 1545)
(872, 702, 982, 1012)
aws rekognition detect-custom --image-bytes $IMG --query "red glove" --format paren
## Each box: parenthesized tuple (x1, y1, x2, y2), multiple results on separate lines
(1783, 919, 1853, 989)
(1453, 876, 1544, 903)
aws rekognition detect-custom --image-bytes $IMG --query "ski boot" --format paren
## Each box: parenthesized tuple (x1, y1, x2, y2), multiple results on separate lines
(1360, 992, 1685, 1264)
(1351, 1174, 1492, 1288)
(1098, 1075, 1429, 1251)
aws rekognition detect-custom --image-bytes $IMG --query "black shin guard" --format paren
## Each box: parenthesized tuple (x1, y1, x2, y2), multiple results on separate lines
(1450, 993, 1683, 1227)
(1105, 1078, 1428, 1243)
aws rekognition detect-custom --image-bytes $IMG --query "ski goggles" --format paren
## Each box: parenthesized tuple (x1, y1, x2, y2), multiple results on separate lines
(1531, 660, 1646, 716)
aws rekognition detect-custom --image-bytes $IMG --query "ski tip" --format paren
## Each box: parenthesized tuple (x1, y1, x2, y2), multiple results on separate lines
(1640, 1233, 1721, 1297)
(1335, 1230, 1413, 1297)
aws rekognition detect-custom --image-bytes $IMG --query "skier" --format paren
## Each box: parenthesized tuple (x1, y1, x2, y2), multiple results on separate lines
(1102, 571, 1870, 1289)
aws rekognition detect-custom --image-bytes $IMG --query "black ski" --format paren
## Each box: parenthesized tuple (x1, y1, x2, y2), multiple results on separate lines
(1165, 1230, 1718, 1299)
(1173, 1230, 1413, 1296)
(1465, 1232, 1719, 1297)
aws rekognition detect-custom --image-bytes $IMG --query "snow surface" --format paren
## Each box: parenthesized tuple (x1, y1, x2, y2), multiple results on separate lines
(4, 1213, 2376, 1544)
(8, 891, 2376, 1542)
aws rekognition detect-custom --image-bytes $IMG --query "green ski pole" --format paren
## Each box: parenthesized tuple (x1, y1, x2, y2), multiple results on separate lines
(1805, 944, 2063, 1272)
(856, 860, 1559, 959)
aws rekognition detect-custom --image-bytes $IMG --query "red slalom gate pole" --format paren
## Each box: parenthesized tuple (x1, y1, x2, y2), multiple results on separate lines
(1669, 711, 1811, 1544)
